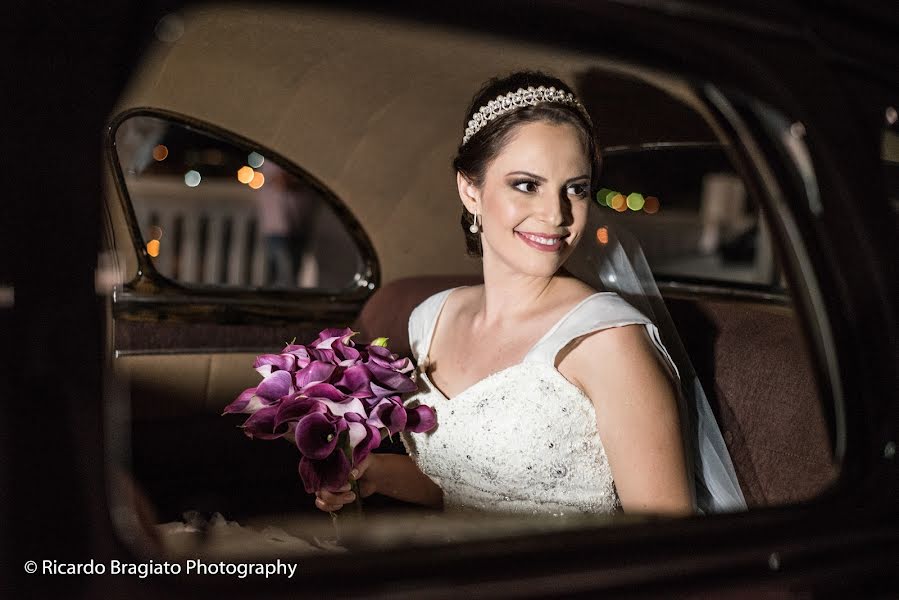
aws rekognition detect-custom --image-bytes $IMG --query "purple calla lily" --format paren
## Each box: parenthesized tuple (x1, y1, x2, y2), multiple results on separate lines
(308, 343, 362, 368)
(281, 344, 312, 369)
(304, 382, 367, 417)
(242, 405, 292, 440)
(294, 360, 337, 391)
(255, 370, 294, 401)
(366, 361, 418, 397)
(223, 387, 262, 415)
(295, 412, 347, 459)
(367, 344, 414, 374)
(299, 452, 351, 495)
(405, 404, 437, 433)
(346, 420, 383, 464)
(253, 353, 298, 377)
(331, 339, 362, 366)
(311, 327, 357, 349)
(334, 363, 374, 397)
(274, 395, 328, 429)
(367, 397, 408, 435)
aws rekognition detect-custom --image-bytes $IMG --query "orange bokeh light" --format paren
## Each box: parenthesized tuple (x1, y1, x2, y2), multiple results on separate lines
(146, 239, 160, 257)
(644, 196, 660, 214)
(596, 226, 609, 245)
(237, 166, 254, 184)
(249, 171, 265, 190)
(152, 144, 169, 161)
(609, 193, 626, 210)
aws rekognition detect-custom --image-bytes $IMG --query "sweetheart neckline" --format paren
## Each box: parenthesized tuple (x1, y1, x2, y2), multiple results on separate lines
(421, 287, 614, 402)
(419, 358, 597, 408)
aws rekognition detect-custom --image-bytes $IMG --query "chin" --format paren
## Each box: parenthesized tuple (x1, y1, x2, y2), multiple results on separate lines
(514, 253, 574, 278)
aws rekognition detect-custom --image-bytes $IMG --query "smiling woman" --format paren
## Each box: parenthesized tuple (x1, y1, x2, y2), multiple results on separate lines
(313, 71, 741, 518)
(102, 3, 844, 572)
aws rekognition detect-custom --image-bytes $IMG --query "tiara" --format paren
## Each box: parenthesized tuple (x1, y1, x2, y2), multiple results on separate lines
(462, 85, 586, 146)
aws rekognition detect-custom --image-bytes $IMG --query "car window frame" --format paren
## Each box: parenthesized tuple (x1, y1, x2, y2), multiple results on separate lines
(105, 107, 381, 325)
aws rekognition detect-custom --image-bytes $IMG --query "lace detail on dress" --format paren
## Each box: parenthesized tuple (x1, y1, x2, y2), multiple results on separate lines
(403, 362, 619, 515)
(400, 287, 673, 516)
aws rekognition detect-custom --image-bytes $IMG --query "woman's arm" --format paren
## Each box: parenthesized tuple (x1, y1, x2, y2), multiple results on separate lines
(564, 324, 693, 516)
(315, 453, 444, 512)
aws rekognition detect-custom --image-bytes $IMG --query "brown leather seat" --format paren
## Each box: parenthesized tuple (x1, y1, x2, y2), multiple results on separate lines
(353, 276, 838, 508)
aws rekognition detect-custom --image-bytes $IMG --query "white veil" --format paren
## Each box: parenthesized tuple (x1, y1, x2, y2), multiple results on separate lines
(565, 209, 747, 514)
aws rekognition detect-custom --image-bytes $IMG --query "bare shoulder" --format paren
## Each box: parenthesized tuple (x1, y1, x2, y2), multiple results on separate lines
(561, 321, 652, 365)
(560, 323, 676, 404)
(559, 322, 691, 516)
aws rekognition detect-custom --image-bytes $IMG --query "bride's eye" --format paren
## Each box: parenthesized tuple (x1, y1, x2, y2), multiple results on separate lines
(512, 179, 539, 193)
(567, 183, 589, 199)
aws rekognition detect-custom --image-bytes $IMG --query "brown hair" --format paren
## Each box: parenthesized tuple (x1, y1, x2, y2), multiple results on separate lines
(452, 71, 602, 258)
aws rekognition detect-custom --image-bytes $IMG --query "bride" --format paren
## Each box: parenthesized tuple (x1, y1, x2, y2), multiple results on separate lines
(315, 71, 744, 517)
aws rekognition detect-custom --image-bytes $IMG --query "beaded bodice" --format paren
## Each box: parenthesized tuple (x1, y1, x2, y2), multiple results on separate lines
(400, 287, 678, 516)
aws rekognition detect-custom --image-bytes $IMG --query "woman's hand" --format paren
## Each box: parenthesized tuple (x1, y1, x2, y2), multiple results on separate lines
(314, 453, 380, 512)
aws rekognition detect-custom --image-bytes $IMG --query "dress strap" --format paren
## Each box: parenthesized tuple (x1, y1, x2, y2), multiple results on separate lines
(407, 287, 461, 366)
(524, 292, 681, 381)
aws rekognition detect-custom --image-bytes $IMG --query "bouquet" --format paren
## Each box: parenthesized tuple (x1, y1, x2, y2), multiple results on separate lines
(223, 327, 436, 514)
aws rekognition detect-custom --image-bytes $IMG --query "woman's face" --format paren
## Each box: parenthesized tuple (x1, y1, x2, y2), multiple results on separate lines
(460, 120, 592, 278)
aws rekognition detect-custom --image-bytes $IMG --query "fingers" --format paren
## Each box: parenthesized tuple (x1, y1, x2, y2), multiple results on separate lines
(314, 485, 356, 512)
(312, 456, 378, 512)
(315, 496, 344, 512)
(350, 455, 373, 481)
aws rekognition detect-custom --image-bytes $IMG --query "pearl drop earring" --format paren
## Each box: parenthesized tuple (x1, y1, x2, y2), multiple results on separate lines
(469, 212, 480, 234)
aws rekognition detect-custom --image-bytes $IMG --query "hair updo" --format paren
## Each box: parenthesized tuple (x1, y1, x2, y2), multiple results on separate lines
(452, 70, 602, 258)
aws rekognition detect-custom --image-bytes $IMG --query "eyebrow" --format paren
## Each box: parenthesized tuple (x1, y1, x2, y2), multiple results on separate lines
(506, 170, 590, 183)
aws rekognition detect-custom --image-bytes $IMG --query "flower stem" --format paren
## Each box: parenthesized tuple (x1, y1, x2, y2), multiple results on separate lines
(330, 441, 364, 545)
(348, 477, 364, 517)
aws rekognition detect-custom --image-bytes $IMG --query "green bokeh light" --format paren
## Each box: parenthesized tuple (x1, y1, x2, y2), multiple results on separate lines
(626, 192, 645, 211)
(596, 188, 611, 206)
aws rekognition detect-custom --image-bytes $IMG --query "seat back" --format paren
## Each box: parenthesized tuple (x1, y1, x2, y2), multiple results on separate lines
(353, 276, 838, 507)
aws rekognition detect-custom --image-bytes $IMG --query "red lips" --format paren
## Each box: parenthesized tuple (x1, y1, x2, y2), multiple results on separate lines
(515, 231, 565, 252)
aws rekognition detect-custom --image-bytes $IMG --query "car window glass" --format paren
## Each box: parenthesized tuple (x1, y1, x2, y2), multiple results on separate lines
(114, 115, 366, 290)
(594, 146, 775, 288)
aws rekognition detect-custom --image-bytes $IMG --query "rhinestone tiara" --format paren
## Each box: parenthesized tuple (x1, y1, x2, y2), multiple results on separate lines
(462, 85, 587, 146)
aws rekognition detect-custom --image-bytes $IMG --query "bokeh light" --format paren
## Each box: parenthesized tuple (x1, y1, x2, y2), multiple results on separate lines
(237, 166, 254, 184)
(249, 171, 265, 190)
(609, 193, 626, 211)
(146, 239, 160, 257)
(605, 190, 619, 206)
(596, 226, 609, 245)
(643, 196, 660, 214)
(149, 225, 163, 240)
(596, 188, 612, 206)
(152, 144, 169, 161)
(626, 193, 645, 211)
(184, 170, 201, 187)
(248, 152, 265, 168)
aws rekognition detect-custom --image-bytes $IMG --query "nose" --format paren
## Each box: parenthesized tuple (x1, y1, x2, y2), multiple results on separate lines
(536, 189, 572, 227)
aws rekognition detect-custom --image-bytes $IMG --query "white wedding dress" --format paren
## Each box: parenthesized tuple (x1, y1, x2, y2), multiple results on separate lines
(399, 286, 681, 516)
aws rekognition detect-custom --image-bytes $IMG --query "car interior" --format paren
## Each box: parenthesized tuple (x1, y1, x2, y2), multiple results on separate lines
(101, 5, 840, 554)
